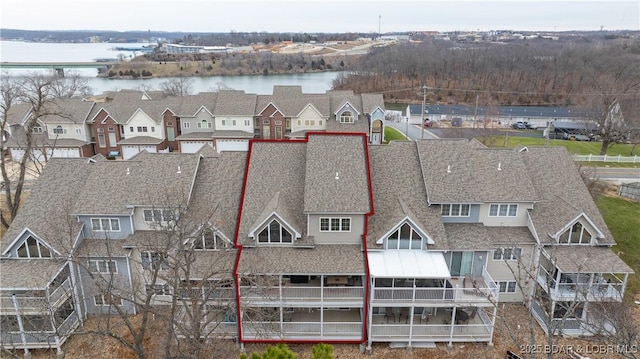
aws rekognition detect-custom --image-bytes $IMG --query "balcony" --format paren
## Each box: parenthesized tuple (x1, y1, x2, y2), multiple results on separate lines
(536, 266, 624, 302)
(241, 308, 363, 340)
(239, 276, 365, 305)
(369, 307, 494, 343)
(0, 311, 80, 350)
(372, 270, 498, 307)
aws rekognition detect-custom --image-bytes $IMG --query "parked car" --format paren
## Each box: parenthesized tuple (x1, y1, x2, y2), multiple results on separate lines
(424, 119, 434, 127)
(562, 132, 591, 141)
(511, 121, 535, 130)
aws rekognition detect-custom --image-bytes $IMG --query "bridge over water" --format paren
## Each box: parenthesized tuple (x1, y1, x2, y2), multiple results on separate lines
(0, 61, 116, 76)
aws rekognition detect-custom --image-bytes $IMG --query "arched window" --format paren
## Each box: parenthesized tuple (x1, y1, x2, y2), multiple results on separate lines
(16, 236, 52, 258)
(257, 220, 293, 244)
(339, 111, 354, 123)
(386, 223, 422, 250)
(558, 221, 592, 244)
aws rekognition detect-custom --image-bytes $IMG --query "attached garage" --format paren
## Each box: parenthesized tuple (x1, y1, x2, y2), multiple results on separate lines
(216, 139, 249, 152)
(180, 141, 209, 153)
(50, 148, 80, 158)
(122, 145, 140, 160)
(10, 149, 26, 162)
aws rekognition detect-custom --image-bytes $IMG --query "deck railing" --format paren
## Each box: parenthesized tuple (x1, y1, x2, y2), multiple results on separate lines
(242, 321, 362, 338)
(239, 286, 364, 302)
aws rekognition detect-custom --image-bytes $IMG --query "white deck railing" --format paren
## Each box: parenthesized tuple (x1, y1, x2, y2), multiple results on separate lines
(239, 286, 364, 302)
(243, 321, 362, 338)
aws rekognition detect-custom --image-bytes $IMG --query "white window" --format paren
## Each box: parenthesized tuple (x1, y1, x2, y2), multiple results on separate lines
(257, 219, 293, 244)
(143, 209, 175, 223)
(33, 126, 43, 134)
(489, 204, 518, 217)
(339, 111, 354, 123)
(129, 126, 134, 132)
(90, 218, 121, 232)
(151, 126, 155, 132)
(183, 122, 190, 129)
(93, 293, 123, 306)
(194, 229, 229, 250)
(146, 284, 171, 296)
(498, 281, 517, 293)
(53, 125, 67, 134)
(493, 247, 522, 261)
(319, 217, 351, 232)
(16, 236, 52, 258)
(386, 223, 423, 250)
(558, 222, 592, 244)
(245, 119, 251, 126)
(297, 120, 301, 126)
(97, 134, 106, 147)
(319, 120, 323, 126)
(197, 120, 212, 129)
(88, 260, 117, 273)
(441, 204, 470, 217)
(222, 119, 237, 126)
(75, 128, 82, 135)
(137, 126, 148, 133)
(141, 251, 169, 270)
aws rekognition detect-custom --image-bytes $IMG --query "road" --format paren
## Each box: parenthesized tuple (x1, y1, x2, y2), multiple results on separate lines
(385, 120, 440, 140)
(581, 167, 640, 183)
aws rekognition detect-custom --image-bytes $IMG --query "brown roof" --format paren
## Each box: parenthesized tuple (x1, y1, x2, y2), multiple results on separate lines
(237, 245, 365, 274)
(367, 141, 445, 249)
(303, 135, 371, 213)
(545, 246, 633, 273)
(443, 224, 536, 250)
(0, 259, 67, 289)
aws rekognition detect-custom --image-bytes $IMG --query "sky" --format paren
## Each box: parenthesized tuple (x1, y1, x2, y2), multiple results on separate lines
(1, 0, 638, 33)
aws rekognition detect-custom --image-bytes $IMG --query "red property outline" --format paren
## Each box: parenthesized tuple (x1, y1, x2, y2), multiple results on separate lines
(232, 132, 374, 344)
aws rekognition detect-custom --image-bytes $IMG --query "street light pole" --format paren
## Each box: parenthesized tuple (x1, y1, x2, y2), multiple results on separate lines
(420, 85, 427, 140)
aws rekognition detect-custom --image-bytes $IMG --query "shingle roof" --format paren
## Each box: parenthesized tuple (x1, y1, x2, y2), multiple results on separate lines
(522, 146, 615, 244)
(118, 136, 164, 145)
(367, 141, 445, 249)
(545, 246, 633, 273)
(3, 103, 31, 126)
(0, 259, 67, 289)
(38, 98, 94, 124)
(325, 117, 370, 134)
(237, 141, 306, 245)
(303, 135, 371, 213)
(417, 139, 538, 203)
(237, 245, 365, 274)
(175, 132, 214, 140)
(213, 90, 257, 116)
(361, 93, 385, 114)
(72, 152, 200, 215)
(442, 224, 536, 250)
(1, 158, 92, 254)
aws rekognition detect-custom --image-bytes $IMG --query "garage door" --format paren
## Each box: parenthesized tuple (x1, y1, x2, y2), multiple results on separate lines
(216, 139, 249, 152)
(122, 146, 139, 160)
(140, 145, 157, 153)
(180, 141, 207, 153)
(50, 148, 80, 158)
(10, 149, 25, 162)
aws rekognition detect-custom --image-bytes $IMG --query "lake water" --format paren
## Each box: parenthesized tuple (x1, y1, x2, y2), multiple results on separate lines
(0, 40, 341, 95)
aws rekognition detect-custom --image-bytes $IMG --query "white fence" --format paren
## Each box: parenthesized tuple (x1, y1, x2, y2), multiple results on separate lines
(572, 154, 640, 163)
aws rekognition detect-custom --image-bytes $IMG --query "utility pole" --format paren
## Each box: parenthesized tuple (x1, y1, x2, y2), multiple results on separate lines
(420, 85, 427, 140)
(379, 15, 381, 39)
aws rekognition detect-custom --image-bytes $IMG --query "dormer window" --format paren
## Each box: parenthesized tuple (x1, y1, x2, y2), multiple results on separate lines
(386, 223, 423, 250)
(194, 228, 229, 250)
(16, 236, 52, 258)
(257, 219, 293, 244)
(143, 209, 175, 223)
(339, 111, 354, 123)
(559, 222, 592, 244)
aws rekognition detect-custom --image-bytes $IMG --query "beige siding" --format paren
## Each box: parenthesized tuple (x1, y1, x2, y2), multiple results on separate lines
(292, 106, 326, 133)
(214, 116, 254, 133)
(478, 202, 534, 227)
(126, 111, 164, 140)
(307, 214, 365, 245)
(486, 244, 536, 302)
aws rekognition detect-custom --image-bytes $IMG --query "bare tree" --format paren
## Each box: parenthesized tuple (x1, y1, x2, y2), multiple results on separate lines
(159, 77, 194, 96)
(1, 72, 89, 229)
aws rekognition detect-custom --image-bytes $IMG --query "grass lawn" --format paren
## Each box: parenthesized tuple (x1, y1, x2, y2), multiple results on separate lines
(596, 195, 640, 297)
(487, 136, 636, 156)
(384, 126, 408, 142)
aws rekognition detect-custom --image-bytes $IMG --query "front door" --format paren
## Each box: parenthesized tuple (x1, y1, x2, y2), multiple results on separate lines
(275, 126, 282, 139)
(371, 133, 381, 144)
(263, 126, 271, 139)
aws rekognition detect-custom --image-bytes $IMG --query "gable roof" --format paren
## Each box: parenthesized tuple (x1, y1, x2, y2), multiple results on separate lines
(38, 98, 95, 125)
(522, 146, 614, 244)
(367, 141, 445, 249)
(214, 90, 257, 116)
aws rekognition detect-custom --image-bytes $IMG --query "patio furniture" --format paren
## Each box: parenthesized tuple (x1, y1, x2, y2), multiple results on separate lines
(384, 307, 395, 323)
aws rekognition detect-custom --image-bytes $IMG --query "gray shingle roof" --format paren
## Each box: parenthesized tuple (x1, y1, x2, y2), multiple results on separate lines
(118, 136, 164, 145)
(39, 98, 95, 124)
(303, 135, 371, 213)
(417, 139, 538, 203)
(0, 259, 67, 289)
(522, 146, 615, 244)
(237, 141, 306, 245)
(213, 90, 257, 116)
(367, 141, 445, 249)
(237, 245, 365, 274)
(72, 152, 200, 215)
(442, 224, 536, 250)
(1, 158, 92, 254)
(545, 246, 633, 273)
